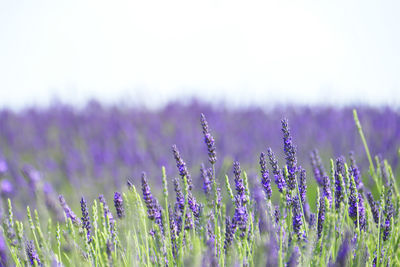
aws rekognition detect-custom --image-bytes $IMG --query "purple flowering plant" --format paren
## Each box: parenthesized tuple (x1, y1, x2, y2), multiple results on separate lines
(0, 105, 398, 266)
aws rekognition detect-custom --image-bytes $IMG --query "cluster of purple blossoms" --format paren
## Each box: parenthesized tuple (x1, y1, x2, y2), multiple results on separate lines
(317, 196, 326, 239)
(334, 156, 345, 209)
(281, 119, 297, 191)
(141, 173, 160, 222)
(232, 161, 248, 238)
(200, 113, 217, 165)
(26, 240, 41, 266)
(173, 177, 193, 231)
(59, 195, 81, 226)
(322, 175, 332, 207)
(358, 193, 366, 230)
(298, 168, 307, 207)
(201, 164, 213, 196)
(80, 197, 92, 242)
(114, 192, 125, 219)
(188, 192, 201, 221)
(223, 216, 235, 252)
(310, 149, 326, 186)
(267, 148, 286, 193)
(168, 206, 178, 256)
(172, 145, 193, 190)
(259, 152, 272, 200)
(233, 161, 246, 203)
(348, 177, 365, 230)
(382, 186, 394, 241)
(292, 196, 303, 239)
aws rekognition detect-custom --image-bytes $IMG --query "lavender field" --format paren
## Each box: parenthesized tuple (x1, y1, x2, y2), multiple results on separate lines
(0, 102, 399, 266)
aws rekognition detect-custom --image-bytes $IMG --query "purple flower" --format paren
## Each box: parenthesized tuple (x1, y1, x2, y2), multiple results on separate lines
(281, 119, 297, 191)
(260, 152, 272, 199)
(366, 192, 379, 225)
(59, 195, 81, 225)
(172, 145, 193, 190)
(267, 148, 286, 193)
(233, 197, 248, 238)
(310, 149, 325, 186)
(80, 197, 92, 242)
(200, 113, 217, 165)
(26, 240, 41, 266)
(173, 177, 193, 231)
(223, 216, 235, 252)
(114, 192, 125, 219)
(322, 175, 332, 207)
(358, 193, 366, 231)
(298, 167, 307, 206)
(201, 164, 212, 196)
(173, 177, 185, 213)
(233, 161, 246, 203)
(334, 156, 345, 209)
(188, 192, 201, 220)
(141, 172, 156, 220)
(317, 196, 325, 239)
(348, 177, 358, 221)
(382, 185, 394, 241)
(292, 196, 303, 238)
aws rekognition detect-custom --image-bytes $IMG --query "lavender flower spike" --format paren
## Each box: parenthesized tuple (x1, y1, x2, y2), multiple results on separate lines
(80, 197, 92, 242)
(26, 240, 41, 266)
(383, 185, 394, 241)
(298, 167, 307, 206)
(358, 193, 366, 230)
(59, 195, 81, 225)
(260, 152, 272, 199)
(281, 119, 297, 191)
(317, 195, 325, 239)
(233, 161, 246, 203)
(348, 176, 358, 225)
(201, 164, 212, 196)
(223, 216, 235, 252)
(322, 175, 332, 207)
(172, 145, 193, 190)
(200, 113, 217, 164)
(310, 149, 325, 186)
(267, 148, 286, 193)
(114, 192, 125, 219)
(142, 172, 156, 220)
(292, 196, 303, 239)
(334, 156, 345, 209)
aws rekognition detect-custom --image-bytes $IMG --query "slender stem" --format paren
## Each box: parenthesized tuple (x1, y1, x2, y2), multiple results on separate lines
(353, 109, 380, 193)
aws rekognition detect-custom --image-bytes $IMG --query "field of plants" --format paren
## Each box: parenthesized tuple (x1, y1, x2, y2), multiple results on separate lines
(0, 102, 399, 266)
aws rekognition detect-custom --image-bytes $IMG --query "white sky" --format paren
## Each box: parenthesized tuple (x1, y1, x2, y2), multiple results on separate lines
(0, 0, 399, 110)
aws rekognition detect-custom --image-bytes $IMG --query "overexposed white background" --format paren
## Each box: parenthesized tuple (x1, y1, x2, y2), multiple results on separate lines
(0, 0, 399, 109)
